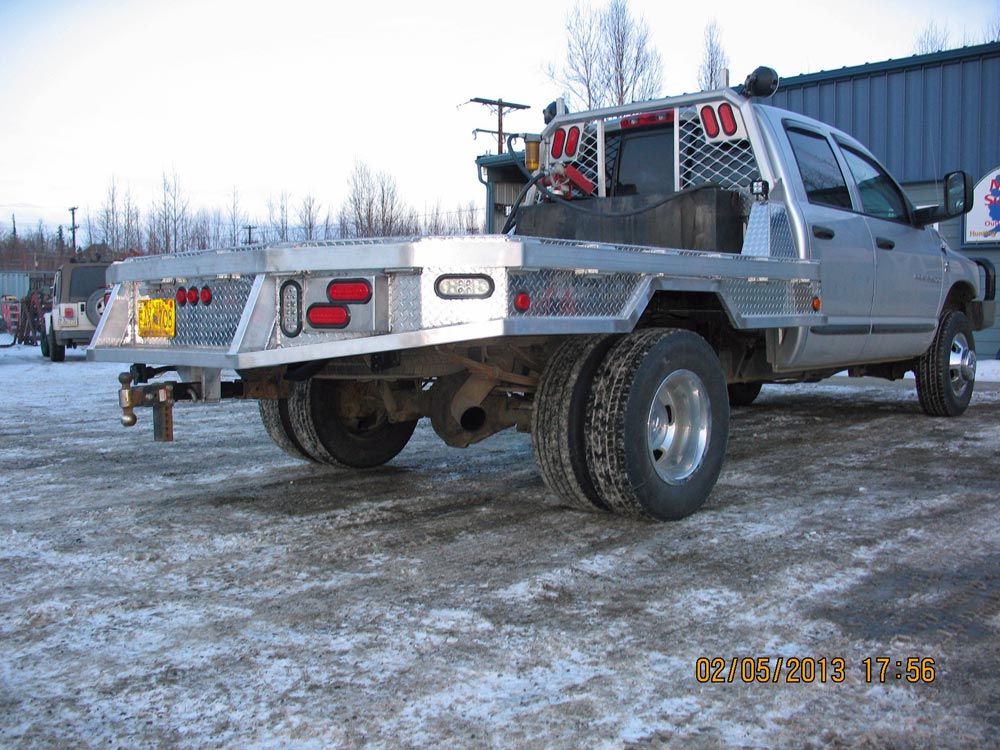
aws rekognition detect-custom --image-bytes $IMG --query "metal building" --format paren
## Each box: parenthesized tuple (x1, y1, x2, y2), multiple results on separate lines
(770, 41, 1000, 355)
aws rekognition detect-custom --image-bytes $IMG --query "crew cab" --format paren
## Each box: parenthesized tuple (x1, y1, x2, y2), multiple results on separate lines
(89, 68, 996, 521)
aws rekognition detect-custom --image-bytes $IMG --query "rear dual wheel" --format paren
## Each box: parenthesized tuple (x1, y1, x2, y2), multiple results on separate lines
(533, 329, 729, 521)
(532, 336, 618, 511)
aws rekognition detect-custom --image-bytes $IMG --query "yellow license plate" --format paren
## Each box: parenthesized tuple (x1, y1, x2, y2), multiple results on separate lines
(138, 298, 176, 338)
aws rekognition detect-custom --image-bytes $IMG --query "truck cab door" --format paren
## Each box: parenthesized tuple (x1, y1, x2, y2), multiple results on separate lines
(777, 125, 874, 368)
(836, 143, 943, 361)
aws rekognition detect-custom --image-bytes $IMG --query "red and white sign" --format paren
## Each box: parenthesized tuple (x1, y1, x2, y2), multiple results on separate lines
(964, 166, 1000, 244)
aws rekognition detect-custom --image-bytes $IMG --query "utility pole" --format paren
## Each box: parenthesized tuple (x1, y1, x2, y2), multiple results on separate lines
(68, 207, 79, 253)
(245, 225, 256, 245)
(467, 97, 530, 154)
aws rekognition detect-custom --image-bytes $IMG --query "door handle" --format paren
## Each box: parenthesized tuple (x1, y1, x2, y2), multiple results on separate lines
(812, 225, 836, 240)
(875, 237, 895, 250)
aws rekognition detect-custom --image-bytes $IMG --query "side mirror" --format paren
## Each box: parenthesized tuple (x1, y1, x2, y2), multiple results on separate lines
(944, 170, 973, 216)
(914, 170, 974, 226)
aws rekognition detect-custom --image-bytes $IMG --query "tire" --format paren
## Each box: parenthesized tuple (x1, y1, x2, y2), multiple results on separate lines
(727, 382, 762, 407)
(586, 329, 730, 521)
(40, 321, 50, 358)
(49, 326, 65, 362)
(259, 398, 315, 462)
(287, 379, 417, 468)
(532, 336, 618, 512)
(915, 309, 976, 417)
(85, 288, 107, 326)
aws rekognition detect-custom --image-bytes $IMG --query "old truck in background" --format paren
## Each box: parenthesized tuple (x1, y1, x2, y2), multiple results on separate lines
(88, 67, 996, 521)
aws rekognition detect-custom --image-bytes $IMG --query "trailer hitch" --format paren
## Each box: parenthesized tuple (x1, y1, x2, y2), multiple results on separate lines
(118, 372, 176, 441)
(117, 372, 251, 442)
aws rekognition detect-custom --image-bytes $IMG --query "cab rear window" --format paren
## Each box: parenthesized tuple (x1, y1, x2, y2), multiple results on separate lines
(613, 130, 675, 196)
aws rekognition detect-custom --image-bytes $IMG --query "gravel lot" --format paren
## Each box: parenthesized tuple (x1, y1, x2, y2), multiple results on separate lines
(1, 345, 999, 749)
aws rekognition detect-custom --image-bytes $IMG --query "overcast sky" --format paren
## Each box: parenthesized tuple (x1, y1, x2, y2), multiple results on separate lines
(1, 0, 997, 234)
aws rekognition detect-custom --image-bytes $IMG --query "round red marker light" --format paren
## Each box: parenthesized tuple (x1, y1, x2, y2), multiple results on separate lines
(186, 287, 199, 306)
(176, 287, 187, 306)
(514, 292, 531, 312)
(200, 286, 213, 305)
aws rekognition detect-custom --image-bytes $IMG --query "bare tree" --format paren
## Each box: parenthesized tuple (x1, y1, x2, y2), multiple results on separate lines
(267, 191, 291, 242)
(98, 177, 122, 253)
(423, 202, 449, 235)
(155, 170, 189, 253)
(297, 193, 321, 241)
(458, 202, 482, 235)
(548, 6, 604, 109)
(601, 0, 662, 106)
(986, 1, 1000, 43)
(548, 0, 662, 109)
(697, 19, 730, 91)
(914, 20, 950, 54)
(321, 210, 336, 240)
(227, 187, 245, 246)
(188, 209, 212, 251)
(145, 201, 163, 254)
(339, 162, 419, 239)
(123, 187, 142, 253)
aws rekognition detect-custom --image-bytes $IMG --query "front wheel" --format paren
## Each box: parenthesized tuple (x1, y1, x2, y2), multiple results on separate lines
(915, 310, 976, 417)
(585, 329, 730, 521)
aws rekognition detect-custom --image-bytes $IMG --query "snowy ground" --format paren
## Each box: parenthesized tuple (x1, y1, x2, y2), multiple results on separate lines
(1, 343, 999, 749)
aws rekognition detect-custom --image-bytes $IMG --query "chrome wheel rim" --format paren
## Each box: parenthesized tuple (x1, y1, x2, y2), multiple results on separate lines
(646, 369, 711, 485)
(948, 331, 976, 399)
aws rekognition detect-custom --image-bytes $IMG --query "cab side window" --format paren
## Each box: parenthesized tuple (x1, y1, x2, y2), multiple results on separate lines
(839, 145, 910, 222)
(785, 127, 852, 210)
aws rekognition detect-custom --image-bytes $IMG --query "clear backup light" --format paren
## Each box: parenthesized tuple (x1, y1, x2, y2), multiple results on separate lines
(435, 275, 495, 299)
(279, 280, 302, 337)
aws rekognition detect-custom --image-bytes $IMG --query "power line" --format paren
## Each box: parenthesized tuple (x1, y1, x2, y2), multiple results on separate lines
(465, 97, 530, 155)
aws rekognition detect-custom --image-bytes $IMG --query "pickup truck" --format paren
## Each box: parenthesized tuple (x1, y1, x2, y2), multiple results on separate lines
(89, 68, 996, 521)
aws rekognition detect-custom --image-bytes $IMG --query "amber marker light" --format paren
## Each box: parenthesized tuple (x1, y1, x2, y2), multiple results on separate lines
(812, 297, 822, 311)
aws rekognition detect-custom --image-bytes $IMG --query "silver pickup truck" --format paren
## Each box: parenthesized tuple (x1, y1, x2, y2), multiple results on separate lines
(90, 69, 996, 522)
